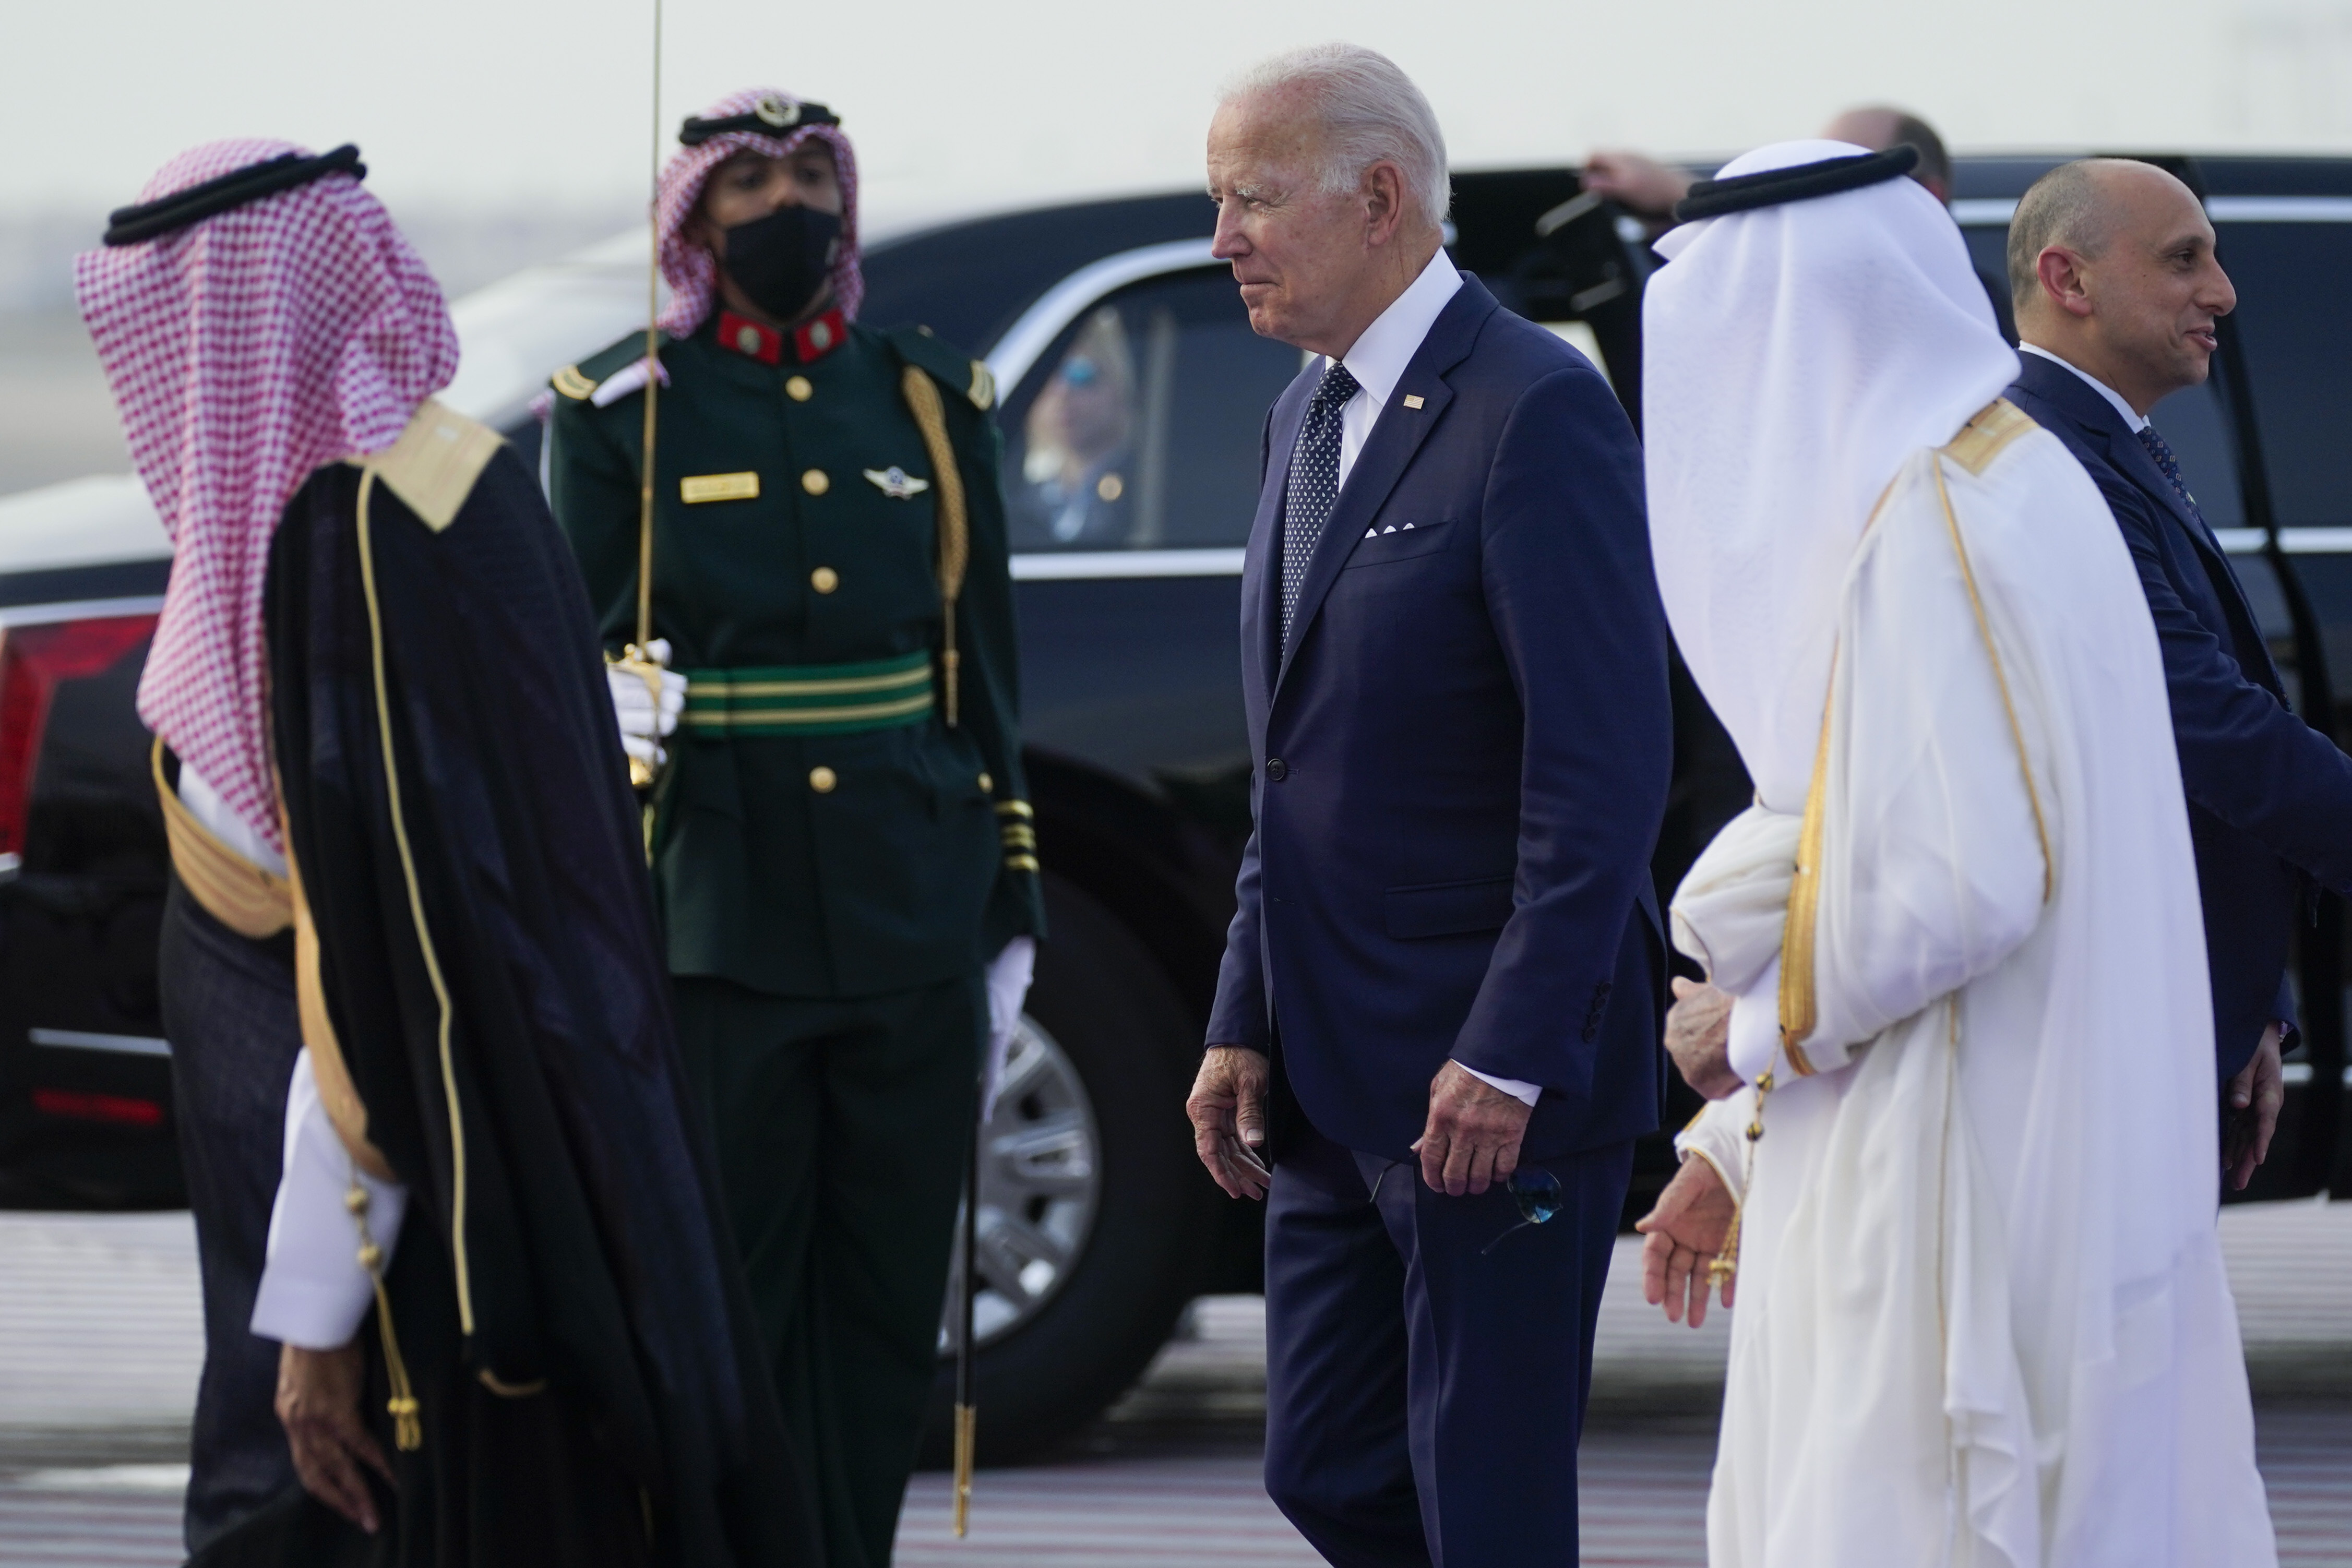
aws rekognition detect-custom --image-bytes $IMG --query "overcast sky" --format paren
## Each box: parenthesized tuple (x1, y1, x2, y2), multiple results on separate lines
(8, 0, 2352, 233)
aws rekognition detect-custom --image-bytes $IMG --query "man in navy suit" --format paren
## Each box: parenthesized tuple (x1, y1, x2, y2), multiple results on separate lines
(2005, 158, 2352, 1189)
(1184, 44, 1669, 1567)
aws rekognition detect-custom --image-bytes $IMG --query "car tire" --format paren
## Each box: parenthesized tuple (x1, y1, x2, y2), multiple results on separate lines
(919, 871, 1223, 1465)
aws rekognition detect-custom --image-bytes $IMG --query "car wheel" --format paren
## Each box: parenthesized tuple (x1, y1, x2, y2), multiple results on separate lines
(921, 872, 1221, 1465)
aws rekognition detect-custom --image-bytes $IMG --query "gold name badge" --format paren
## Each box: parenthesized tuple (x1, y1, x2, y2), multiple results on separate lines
(680, 471, 761, 504)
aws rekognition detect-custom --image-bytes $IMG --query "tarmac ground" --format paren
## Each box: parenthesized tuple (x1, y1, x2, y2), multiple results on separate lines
(1, 1200, 2346, 1566)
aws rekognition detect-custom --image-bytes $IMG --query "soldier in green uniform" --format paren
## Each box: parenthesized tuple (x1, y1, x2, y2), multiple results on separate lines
(542, 87, 1043, 1568)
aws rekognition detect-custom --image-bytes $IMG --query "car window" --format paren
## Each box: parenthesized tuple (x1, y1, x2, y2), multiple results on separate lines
(2146, 380, 2244, 529)
(1001, 267, 1302, 552)
(2214, 221, 2352, 529)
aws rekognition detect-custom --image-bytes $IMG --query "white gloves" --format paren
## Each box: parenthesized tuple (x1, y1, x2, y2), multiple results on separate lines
(980, 936, 1036, 1123)
(608, 639, 687, 768)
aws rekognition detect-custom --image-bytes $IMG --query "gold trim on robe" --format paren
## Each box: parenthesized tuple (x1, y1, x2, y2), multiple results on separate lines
(281, 810, 398, 1184)
(1778, 398, 2056, 1075)
(152, 738, 292, 938)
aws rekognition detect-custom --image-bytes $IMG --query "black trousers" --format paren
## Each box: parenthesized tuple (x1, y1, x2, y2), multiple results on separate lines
(673, 972, 983, 1568)
(157, 876, 303, 1554)
(1262, 1118, 1632, 1568)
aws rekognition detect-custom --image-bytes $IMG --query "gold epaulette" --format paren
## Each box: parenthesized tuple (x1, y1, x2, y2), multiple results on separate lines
(152, 739, 292, 939)
(550, 365, 598, 401)
(353, 400, 504, 533)
(1941, 398, 2036, 477)
(967, 361, 996, 412)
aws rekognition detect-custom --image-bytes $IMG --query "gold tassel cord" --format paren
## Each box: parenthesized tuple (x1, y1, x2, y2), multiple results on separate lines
(1707, 1069, 1772, 1291)
(900, 366, 968, 726)
(346, 1179, 423, 1452)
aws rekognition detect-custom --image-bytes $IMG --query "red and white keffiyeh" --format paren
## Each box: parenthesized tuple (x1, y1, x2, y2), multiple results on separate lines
(75, 139, 459, 854)
(655, 87, 863, 337)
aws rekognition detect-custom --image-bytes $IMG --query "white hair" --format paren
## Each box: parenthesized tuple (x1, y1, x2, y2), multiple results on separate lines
(1222, 43, 1451, 226)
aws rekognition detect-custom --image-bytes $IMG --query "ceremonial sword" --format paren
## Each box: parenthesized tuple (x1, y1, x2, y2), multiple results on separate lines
(610, 0, 672, 809)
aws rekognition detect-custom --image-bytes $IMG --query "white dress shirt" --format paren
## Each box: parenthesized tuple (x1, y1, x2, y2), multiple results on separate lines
(177, 760, 288, 879)
(250, 1049, 409, 1350)
(2019, 343, 2150, 433)
(1332, 247, 1463, 487)
(1316, 249, 1539, 1109)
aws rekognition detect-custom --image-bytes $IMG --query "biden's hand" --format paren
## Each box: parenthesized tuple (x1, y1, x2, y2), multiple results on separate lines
(1635, 1157, 1738, 1328)
(1415, 1060, 1534, 1197)
(1187, 1046, 1272, 1200)
(1665, 977, 1742, 1100)
(2224, 1022, 2287, 1191)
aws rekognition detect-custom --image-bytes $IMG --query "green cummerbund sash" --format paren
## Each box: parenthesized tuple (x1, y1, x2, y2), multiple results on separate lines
(682, 651, 935, 736)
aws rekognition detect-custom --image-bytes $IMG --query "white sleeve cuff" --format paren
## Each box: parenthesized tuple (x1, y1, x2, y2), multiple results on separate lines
(250, 1049, 409, 1351)
(1455, 1061, 1542, 1106)
(1672, 1091, 1751, 1213)
(1726, 955, 1783, 1085)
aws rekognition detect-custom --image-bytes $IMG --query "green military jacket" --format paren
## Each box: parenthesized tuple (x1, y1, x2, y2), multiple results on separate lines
(545, 305, 1044, 998)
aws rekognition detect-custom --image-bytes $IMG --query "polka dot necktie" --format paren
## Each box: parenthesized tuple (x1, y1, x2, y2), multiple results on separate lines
(1280, 362, 1362, 655)
(2136, 426, 2204, 521)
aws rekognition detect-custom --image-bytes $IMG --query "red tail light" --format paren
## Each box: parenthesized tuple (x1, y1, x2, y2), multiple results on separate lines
(0, 614, 158, 865)
(31, 1088, 166, 1128)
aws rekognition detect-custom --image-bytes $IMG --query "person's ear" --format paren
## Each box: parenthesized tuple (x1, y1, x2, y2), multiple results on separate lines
(1363, 160, 1405, 245)
(2036, 246, 2095, 320)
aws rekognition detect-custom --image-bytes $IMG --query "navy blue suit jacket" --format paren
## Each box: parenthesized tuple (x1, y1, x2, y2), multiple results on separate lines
(2009, 353, 2352, 1080)
(1206, 275, 1671, 1163)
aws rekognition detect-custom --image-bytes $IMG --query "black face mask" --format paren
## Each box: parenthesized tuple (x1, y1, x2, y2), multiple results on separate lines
(719, 205, 842, 324)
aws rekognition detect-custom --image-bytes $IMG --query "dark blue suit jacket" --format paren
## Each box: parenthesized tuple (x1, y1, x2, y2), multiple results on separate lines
(1205, 275, 1671, 1162)
(2009, 353, 2352, 1080)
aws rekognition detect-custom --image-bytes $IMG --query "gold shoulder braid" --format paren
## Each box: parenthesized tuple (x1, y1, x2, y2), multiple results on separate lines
(900, 365, 970, 726)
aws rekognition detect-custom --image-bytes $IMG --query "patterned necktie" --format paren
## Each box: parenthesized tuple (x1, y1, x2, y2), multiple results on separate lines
(2136, 426, 2203, 520)
(1279, 361, 1362, 654)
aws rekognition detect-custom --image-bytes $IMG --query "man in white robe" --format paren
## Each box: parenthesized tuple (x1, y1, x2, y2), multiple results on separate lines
(1633, 140, 2276, 1568)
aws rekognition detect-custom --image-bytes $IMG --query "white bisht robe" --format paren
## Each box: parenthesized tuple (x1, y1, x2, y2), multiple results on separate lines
(1673, 402, 2276, 1568)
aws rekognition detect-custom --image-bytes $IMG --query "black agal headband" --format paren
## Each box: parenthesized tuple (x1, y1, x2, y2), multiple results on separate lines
(679, 95, 841, 147)
(103, 145, 366, 247)
(1673, 145, 1919, 223)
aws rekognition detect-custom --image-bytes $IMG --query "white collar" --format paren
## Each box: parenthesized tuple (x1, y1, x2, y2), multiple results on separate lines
(2019, 342, 2150, 432)
(1338, 247, 1463, 408)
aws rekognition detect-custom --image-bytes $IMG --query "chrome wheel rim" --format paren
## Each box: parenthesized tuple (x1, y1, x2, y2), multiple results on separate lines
(940, 1014, 1102, 1352)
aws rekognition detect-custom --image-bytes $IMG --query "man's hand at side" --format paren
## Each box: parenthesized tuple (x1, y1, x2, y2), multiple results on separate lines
(1188, 1046, 1272, 1200)
(1635, 1158, 1738, 1328)
(1665, 977, 1742, 1100)
(277, 1339, 391, 1533)
(1415, 1060, 1534, 1197)
(2224, 1022, 2287, 1191)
